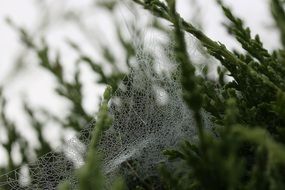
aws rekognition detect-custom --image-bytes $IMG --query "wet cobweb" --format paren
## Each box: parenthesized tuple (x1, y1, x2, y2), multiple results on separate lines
(0, 121, 94, 189)
(0, 12, 214, 190)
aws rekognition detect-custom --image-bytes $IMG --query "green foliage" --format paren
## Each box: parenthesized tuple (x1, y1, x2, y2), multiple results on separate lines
(58, 86, 126, 190)
(133, 0, 285, 189)
(2, 0, 285, 189)
(271, 0, 285, 48)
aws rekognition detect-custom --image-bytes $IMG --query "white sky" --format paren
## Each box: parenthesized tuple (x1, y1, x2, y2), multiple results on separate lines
(0, 0, 280, 166)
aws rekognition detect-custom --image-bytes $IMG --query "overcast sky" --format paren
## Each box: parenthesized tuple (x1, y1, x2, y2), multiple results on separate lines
(0, 0, 279, 83)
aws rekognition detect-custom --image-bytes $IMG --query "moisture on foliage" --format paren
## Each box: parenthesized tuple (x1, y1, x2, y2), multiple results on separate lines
(1, 0, 285, 190)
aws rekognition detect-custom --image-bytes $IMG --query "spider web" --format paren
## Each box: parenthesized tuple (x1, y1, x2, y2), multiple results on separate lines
(0, 121, 95, 189)
(0, 2, 214, 189)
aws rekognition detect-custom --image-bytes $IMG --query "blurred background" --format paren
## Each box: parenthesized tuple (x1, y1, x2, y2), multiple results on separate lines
(0, 0, 279, 173)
